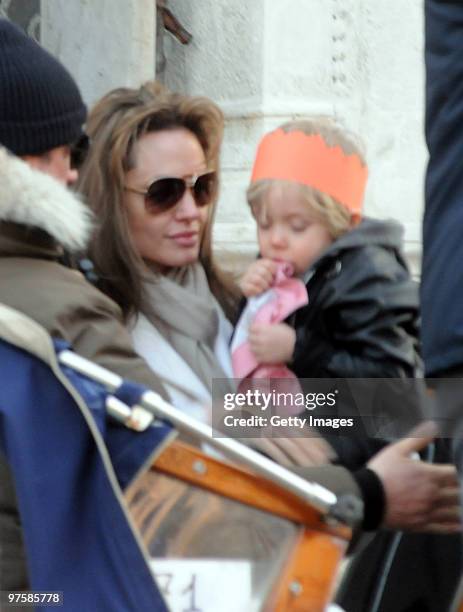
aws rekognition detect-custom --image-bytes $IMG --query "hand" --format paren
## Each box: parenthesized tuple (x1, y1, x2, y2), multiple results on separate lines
(239, 258, 277, 297)
(368, 422, 461, 533)
(249, 322, 296, 364)
(243, 435, 337, 467)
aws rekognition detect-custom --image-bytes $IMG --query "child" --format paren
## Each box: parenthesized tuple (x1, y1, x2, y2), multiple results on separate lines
(236, 119, 456, 612)
(235, 119, 420, 466)
(239, 118, 419, 382)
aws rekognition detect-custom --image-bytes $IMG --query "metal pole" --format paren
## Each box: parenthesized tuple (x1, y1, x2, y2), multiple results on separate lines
(59, 350, 345, 517)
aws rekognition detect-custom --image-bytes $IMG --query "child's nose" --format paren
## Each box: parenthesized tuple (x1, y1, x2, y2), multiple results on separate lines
(270, 228, 287, 248)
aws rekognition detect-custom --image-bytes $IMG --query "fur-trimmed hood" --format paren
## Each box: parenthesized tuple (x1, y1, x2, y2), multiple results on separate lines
(0, 147, 92, 252)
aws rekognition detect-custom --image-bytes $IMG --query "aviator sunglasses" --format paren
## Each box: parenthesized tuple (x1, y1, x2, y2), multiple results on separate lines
(125, 171, 217, 212)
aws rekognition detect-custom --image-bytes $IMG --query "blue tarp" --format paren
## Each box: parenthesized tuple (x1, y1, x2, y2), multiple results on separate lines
(0, 337, 171, 611)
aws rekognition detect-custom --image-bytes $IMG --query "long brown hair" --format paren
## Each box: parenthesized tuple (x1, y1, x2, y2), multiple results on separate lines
(78, 81, 238, 321)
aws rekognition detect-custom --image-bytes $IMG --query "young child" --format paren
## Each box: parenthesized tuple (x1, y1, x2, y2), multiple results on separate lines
(235, 119, 459, 612)
(239, 118, 419, 382)
(235, 119, 420, 468)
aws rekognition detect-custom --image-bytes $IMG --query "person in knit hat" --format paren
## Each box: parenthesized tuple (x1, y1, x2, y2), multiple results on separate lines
(0, 19, 171, 591)
(0, 16, 170, 418)
(0, 20, 86, 158)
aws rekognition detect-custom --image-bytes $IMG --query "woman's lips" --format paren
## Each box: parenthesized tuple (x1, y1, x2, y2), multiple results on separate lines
(169, 231, 199, 247)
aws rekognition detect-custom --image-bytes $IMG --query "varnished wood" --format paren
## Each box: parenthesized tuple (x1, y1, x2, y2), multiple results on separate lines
(126, 440, 352, 610)
(268, 529, 347, 612)
(152, 440, 351, 540)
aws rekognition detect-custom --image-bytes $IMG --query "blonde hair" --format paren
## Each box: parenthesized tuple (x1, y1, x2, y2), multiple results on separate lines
(247, 118, 366, 239)
(78, 81, 238, 320)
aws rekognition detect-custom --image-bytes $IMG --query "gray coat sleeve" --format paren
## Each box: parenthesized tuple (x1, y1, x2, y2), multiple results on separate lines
(0, 455, 29, 590)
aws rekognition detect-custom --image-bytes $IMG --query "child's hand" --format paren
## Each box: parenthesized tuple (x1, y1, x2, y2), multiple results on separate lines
(249, 322, 296, 364)
(239, 258, 277, 297)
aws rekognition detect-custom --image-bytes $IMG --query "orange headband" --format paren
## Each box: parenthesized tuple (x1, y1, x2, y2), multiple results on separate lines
(250, 129, 368, 215)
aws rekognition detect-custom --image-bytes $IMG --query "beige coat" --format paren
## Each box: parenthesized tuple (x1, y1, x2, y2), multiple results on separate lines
(0, 149, 167, 395)
(0, 149, 168, 590)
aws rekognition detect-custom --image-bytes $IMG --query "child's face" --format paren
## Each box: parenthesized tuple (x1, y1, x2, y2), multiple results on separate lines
(253, 183, 333, 275)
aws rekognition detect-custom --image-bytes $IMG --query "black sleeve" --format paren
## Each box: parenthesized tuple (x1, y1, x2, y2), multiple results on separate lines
(352, 467, 386, 531)
(0, 455, 29, 589)
(421, 0, 463, 376)
(292, 249, 419, 379)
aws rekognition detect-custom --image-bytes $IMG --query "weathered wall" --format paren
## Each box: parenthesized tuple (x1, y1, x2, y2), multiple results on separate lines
(40, 0, 156, 106)
(163, 0, 426, 273)
(36, 0, 425, 274)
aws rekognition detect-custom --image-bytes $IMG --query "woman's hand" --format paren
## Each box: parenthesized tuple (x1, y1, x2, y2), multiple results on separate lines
(239, 258, 277, 297)
(367, 422, 461, 533)
(249, 322, 296, 364)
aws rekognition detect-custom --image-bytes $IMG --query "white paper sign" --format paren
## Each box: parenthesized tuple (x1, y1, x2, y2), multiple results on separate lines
(150, 559, 254, 612)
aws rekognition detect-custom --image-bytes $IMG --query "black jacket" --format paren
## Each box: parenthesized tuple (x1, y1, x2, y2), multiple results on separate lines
(289, 218, 421, 470)
(291, 217, 420, 380)
(422, 0, 463, 376)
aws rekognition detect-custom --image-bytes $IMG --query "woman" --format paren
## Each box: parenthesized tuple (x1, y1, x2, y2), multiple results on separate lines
(78, 82, 238, 423)
(78, 81, 461, 539)
(78, 82, 336, 466)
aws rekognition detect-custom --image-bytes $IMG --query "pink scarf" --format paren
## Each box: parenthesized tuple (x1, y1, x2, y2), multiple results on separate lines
(231, 263, 308, 415)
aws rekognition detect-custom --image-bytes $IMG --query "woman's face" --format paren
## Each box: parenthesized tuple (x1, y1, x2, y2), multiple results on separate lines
(124, 128, 210, 272)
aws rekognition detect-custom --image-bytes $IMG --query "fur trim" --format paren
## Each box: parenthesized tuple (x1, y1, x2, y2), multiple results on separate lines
(0, 147, 92, 252)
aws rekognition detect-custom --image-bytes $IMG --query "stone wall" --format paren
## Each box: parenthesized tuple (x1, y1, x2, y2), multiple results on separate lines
(40, 0, 156, 106)
(163, 0, 426, 275)
(35, 0, 425, 276)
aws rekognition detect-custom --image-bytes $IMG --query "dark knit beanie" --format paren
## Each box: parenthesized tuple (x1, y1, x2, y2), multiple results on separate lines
(0, 19, 86, 156)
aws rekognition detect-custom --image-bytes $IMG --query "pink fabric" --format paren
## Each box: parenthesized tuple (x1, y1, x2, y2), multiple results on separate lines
(232, 262, 308, 415)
